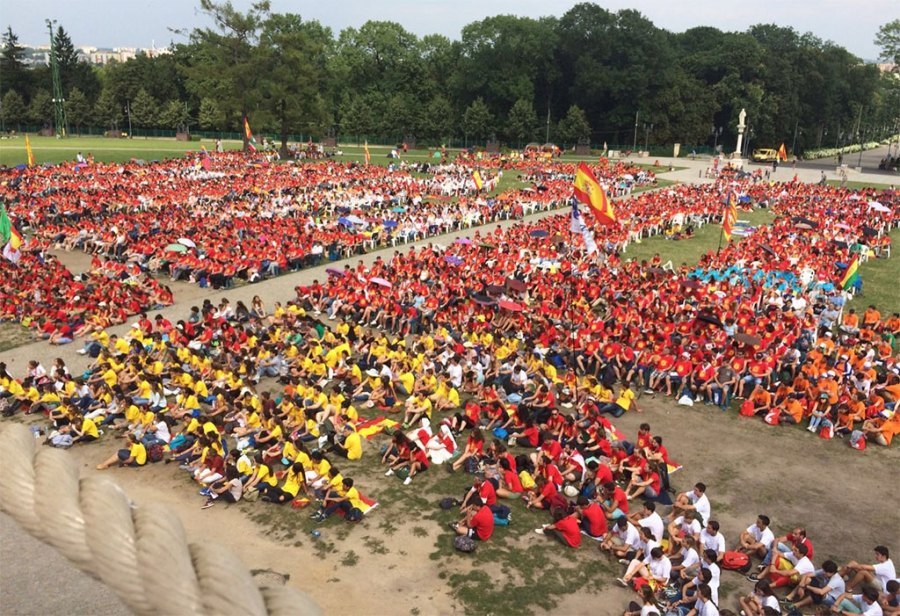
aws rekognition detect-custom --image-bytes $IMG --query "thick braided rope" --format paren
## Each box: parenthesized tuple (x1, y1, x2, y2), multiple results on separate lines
(0, 424, 320, 616)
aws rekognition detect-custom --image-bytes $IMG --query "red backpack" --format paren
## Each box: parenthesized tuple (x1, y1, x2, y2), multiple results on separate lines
(721, 551, 752, 573)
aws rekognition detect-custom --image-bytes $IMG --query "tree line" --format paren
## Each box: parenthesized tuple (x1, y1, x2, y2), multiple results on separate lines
(2, 2, 898, 153)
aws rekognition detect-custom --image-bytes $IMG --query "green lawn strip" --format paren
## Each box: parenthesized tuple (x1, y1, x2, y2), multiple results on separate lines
(851, 228, 900, 314)
(0, 323, 34, 353)
(825, 179, 898, 191)
(623, 207, 774, 266)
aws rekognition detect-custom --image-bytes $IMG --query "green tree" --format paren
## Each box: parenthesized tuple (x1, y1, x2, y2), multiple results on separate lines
(0, 89, 27, 131)
(506, 98, 538, 144)
(875, 19, 900, 64)
(180, 0, 271, 147)
(1, 27, 29, 98)
(258, 13, 328, 156)
(65, 87, 92, 133)
(198, 97, 225, 130)
(463, 97, 493, 142)
(27, 89, 53, 127)
(339, 95, 374, 142)
(556, 104, 591, 145)
(158, 100, 191, 130)
(94, 88, 122, 130)
(421, 95, 455, 142)
(129, 88, 158, 128)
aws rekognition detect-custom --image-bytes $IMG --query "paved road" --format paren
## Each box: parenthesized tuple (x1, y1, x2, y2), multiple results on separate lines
(789, 143, 899, 177)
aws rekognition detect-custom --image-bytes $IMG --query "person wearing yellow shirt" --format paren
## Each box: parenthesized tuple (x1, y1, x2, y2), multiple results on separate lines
(97, 433, 146, 469)
(312, 477, 363, 522)
(330, 423, 363, 460)
(71, 416, 100, 443)
(403, 393, 433, 428)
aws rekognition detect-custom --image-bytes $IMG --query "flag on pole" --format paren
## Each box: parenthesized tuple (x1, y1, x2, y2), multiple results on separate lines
(472, 170, 484, 191)
(364, 140, 371, 166)
(243, 116, 258, 152)
(573, 162, 616, 224)
(777, 143, 788, 161)
(25, 135, 35, 167)
(722, 191, 738, 242)
(0, 204, 23, 263)
(840, 256, 860, 291)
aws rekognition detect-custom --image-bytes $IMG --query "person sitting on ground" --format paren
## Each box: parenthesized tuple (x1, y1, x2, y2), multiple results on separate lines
(96, 433, 147, 470)
(840, 545, 896, 594)
(738, 579, 780, 616)
(574, 495, 608, 539)
(671, 482, 711, 524)
(601, 516, 643, 562)
(784, 559, 844, 612)
(757, 542, 816, 591)
(832, 587, 884, 616)
(618, 546, 672, 591)
(623, 585, 661, 616)
(535, 506, 582, 548)
(739, 514, 775, 560)
(449, 494, 494, 542)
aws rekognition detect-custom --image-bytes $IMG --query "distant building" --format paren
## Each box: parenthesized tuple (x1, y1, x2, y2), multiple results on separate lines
(876, 62, 898, 74)
(20, 44, 171, 66)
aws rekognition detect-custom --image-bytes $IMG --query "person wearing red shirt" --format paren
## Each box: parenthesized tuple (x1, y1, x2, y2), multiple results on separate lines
(451, 495, 494, 541)
(536, 508, 582, 548)
(666, 352, 694, 397)
(495, 458, 524, 498)
(601, 481, 630, 520)
(575, 495, 608, 539)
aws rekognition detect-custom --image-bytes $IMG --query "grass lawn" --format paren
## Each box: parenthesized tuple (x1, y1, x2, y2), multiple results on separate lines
(0, 323, 34, 353)
(825, 179, 899, 191)
(623, 207, 775, 266)
(855, 228, 900, 314)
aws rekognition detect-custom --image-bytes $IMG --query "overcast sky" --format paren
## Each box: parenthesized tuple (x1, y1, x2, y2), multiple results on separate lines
(5, 0, 895, 61)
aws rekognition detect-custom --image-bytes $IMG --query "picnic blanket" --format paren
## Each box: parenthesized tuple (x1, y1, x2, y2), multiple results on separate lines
(356, 416, 400, 440)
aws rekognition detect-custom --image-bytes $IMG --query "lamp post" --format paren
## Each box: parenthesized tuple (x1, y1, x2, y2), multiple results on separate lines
(643, 122, 653, 152)
(791, 120, 802, 156)
(124, 100, 132, 138)
(633, 111, 639, 152)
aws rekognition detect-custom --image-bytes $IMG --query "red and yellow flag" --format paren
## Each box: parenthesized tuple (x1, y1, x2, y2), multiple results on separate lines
(243, 116, 258, 152)
(777, 143, 788, 161)
(573, 162, 616, 224)
(25, 135, 35, 167)
(364, 140, 371, 166)
(722, 191, 738, 242)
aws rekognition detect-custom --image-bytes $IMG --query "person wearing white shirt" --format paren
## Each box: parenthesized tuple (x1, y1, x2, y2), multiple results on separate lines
(667, 510, 702, 555)
(760, 543, 815, 592)
(671, 482, 711, 525)
(697, 584, 719, 616)
(739, 515, 775, 559)
(701, 550, 721, 605)
(739, 579, 781, 616)
(630, 501, 665, 547)
(834, 587, 884, 616)
(786, 559, 844, 611)
(841, 546, 896, 593)
(672, 535, 702, 583)
(699, 520, 727, 560)
(619, 547, 672, 589)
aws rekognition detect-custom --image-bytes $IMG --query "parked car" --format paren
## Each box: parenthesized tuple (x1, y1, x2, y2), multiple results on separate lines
(751, 148, 779, 162)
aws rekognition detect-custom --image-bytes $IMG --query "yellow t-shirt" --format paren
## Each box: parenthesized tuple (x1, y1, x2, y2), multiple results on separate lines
(130, 442, 147, 465)
(81, 418, 99, 439)
(344, 432, 362, 460)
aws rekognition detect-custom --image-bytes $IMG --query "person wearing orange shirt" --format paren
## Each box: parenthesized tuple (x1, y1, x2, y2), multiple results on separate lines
(839, 309, 860, 335)
(861, 305, 881, 330)
(862, 413, 900, 446)
(749, 384, 773, 417)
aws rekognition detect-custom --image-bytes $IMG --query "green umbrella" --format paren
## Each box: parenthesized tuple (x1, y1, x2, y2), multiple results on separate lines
(165, 243, 188, 253)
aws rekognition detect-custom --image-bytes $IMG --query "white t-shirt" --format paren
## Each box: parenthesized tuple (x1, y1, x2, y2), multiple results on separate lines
(674, 516, 702, 538)
(795, 556, 815, 576)
(706, 563, 721, 604)
(641, 605, 660, 616)
(825, 572, 845, 602)
(700, 529, 726, 555)
(619, 523, 642, 550)
(762, 595, 781, 612)
(680, 547, 700, 571)
(648, 555, 672, 581)
(852, 595, 884, 616)
(746, 524, 775, 549)
(699, 600, 719, 616)
(690, 492, 711, 522)
(873, 559, 896, 589)
(639, 512, 665, 544)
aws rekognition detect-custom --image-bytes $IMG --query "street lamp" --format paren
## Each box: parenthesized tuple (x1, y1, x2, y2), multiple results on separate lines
(791, 121, 802, 157)
(643, 122, 653, 152)
(633, 111, 640, 151)
(124, 100, 132, 138)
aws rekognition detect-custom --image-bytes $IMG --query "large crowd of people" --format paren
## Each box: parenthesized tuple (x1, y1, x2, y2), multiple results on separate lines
(0, 149, 897, 614)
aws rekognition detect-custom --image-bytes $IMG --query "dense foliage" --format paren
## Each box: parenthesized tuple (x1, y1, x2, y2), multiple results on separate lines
(2, 3, 897, 152)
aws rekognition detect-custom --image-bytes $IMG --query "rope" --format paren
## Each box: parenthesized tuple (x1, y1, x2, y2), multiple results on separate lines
(0, 424, 320, 616)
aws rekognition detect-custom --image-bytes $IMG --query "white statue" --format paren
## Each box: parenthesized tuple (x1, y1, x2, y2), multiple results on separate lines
(734, 108, 747, 157)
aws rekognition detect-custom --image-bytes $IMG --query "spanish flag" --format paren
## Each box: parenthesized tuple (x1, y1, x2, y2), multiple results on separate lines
(364, 140, 371, 166)
(840, 257, 860, 291)
(243, 116, 258, 152)
(722, 191, 738, 242)
(777, 143, 788, 161)
(573, 162, 616, 224)
(472, 170, 484, 191)
(25, 135, 35, 167)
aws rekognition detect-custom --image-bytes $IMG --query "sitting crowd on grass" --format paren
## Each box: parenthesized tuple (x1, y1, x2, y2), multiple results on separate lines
(0, 163, 897, 614)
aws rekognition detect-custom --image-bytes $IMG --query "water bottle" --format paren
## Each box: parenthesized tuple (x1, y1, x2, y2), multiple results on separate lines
(310, 530, 321, 538)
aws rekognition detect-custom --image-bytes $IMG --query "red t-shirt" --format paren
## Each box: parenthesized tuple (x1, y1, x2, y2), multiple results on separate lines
(503, 469, 524, 493)
(555, 515, 582, 548)
(470, 505, 494, 541)
(477, 481, 497, 506)
(582, 502, 608, 537)
(612, 486, 629, 514)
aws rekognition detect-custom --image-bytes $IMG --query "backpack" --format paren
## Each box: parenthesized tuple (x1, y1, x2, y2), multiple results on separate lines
(454, 535, 477, 553)
(346, 507, 363, 522)
(147, 443, 165, 463)
(721, 550, 752, 573)
(464, 457, 479, 474)
(439, 497, 460, 510)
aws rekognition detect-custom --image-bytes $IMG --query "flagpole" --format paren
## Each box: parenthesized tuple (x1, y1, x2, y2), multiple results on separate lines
(716, 197, 726, 255)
